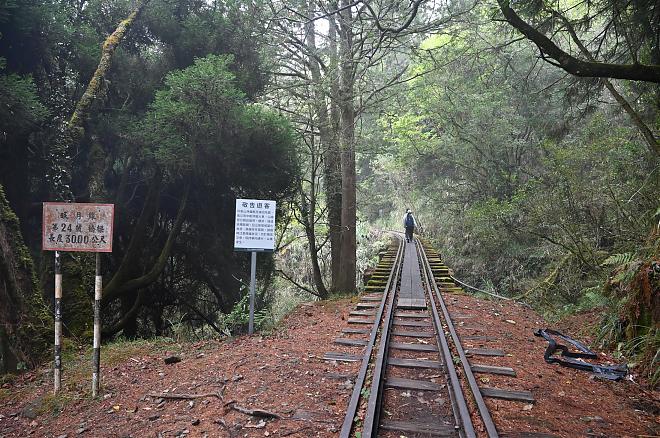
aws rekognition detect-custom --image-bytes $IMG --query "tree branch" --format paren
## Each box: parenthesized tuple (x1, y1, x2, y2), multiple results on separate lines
(496, 0, 660, 83)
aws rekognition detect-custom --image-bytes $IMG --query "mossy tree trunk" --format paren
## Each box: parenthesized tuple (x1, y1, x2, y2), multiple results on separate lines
(48, 0, 150, 201)
(0, 185, 51, 373)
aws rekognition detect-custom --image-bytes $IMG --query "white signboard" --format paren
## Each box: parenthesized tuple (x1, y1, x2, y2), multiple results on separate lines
(43, 202, 114, 252)
(234, 199, 276, 251)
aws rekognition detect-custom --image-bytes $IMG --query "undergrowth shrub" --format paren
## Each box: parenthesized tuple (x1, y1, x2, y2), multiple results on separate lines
(219, 291, 272, 335)
(601, 241, 660, 387)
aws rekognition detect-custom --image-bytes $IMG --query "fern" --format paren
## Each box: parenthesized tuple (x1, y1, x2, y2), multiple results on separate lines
(601, 253, 634, 267)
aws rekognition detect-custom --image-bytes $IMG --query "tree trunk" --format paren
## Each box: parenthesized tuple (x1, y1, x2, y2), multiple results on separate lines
(304, 2, 333, 298)
(336, 0, 357, 293)
(103, 177, 190, 307)
(49, 0, 150, 201)
(327, 7, 343, 291)
(0, 185, 51, 372)
(299, 178, 328, 298)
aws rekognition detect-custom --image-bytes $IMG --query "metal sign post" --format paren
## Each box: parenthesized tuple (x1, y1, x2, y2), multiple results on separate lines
(42, 202, 114, 396)
(92, 252, 102, 397)
(54, 251, 62, 394)
(249, 251, 257, 334)
(233, 199, 276, 335)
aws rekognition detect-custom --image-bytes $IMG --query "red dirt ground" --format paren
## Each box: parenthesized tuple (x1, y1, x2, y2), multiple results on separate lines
(0, 295, 658, 437)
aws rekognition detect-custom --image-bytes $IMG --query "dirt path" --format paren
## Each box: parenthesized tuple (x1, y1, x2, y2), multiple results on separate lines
(0, 296, 657, 437)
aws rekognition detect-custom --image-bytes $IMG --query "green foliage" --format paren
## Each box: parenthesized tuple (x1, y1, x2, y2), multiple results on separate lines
(601, 253, 635, 267)
(220, 290, 271, 335)
(366, 4, 658, 319)
(144, 54, 245, 171)
(142, 53, 298, 191)
(0, 58, 48, 132)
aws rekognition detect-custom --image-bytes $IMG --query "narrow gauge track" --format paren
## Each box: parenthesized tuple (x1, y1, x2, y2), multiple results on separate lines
(337, 234, 498, 438)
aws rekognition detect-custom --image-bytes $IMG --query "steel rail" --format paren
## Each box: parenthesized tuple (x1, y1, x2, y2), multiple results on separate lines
(419, 241, 500, 438)
(415, 238, 474, 437)
(361, 237, 405, 437)
(339, 235, 405, 438)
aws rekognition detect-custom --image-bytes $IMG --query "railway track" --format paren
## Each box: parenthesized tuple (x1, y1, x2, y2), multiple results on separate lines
(325, 234, 534, 437)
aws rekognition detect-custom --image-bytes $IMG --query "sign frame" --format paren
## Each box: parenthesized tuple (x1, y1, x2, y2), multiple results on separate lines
(42, 202, 115, 253)
(233, 199, 276, 253)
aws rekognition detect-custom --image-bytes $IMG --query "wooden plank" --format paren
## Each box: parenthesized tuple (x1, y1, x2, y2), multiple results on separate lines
(323, 352, 362, 362)
(394, 311, 429, 318)
(342, 328, 370, 334)
(390, 342, 438, 352)
(392, 330, 434, 338)
(437, 282, 455, 287)
(471, 364, 516, 377)
(334, 338, 367, 347)
(388, 357, 442, 369)
(356, 303, 377, 309)
(380, 420, 455, 436)
(397, 298, 426, 310)
(480, 387, 535, 403)
(361, 296, 382, 302)
(348, 318, 374, 324)
(466, 348, 505, 357)
(385, 377, 444, 391)
(350, 310, 375, 316)
(393, 320, 433, 328)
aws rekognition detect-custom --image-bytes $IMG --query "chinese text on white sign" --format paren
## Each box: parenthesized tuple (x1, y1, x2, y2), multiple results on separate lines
(43, 203, 114, 252)
(234, 199, 276, 251)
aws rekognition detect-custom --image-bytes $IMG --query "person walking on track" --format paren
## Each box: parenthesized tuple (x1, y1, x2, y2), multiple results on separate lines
(403, 209, 417, 243)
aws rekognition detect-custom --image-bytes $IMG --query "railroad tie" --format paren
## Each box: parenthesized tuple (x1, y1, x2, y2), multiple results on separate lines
(393, 320, 433, 328)
(471, 364, 517, 377)
(348, 318, 375, 324)
(380, 420, 457, 436)
(394, 311, 430, 318)
(385, 377, 444, 391)
(465, 347, 505, 357)
(389, 341, 438, 352)
(350, 310, 375, 316)
(388, 357, 442, 369)
(391, 329, 434, 338)
(462, 335, 498, 341)
(342, 328, 370, 335)
(356, 302, 377, 309)
(334, 338, 368, 347)
(480, 387, 535, 403)
(323, 352, 362, 362)
(397, 298, 427, 310)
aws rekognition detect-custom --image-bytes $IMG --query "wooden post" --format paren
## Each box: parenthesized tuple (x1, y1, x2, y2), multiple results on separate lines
(54, 251, 62, 394)
(91, 253, 102, 397)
